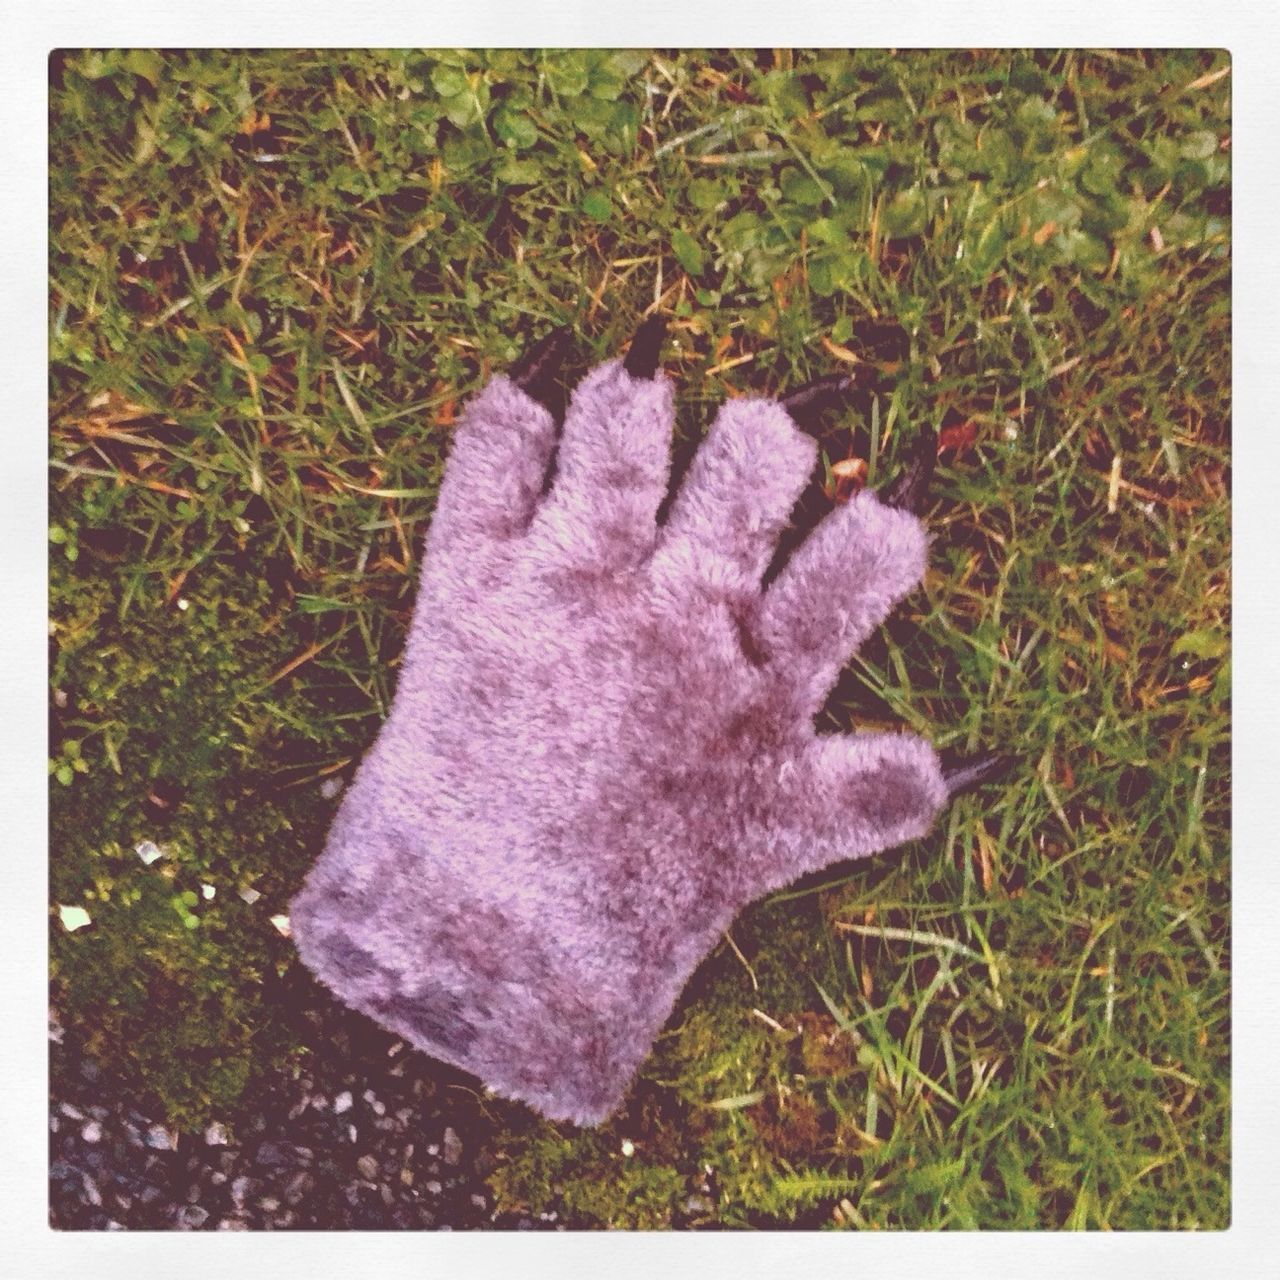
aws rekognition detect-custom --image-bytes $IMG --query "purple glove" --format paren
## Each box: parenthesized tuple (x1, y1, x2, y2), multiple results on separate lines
(290, 321, 1007, 1126)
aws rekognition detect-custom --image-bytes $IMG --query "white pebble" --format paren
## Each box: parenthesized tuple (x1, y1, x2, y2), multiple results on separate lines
(145, 1124, 173, 1150)
(58, 905, 92, 932)
(442, 1126, 462, 1165)
(201, 883, 216, 900)
(333, 1090, 353, 1114)
(205, 1121, 228, 1146)
(238, 886, 261, 905)
(620, 1138, 635, 1157)
(134, 840, 164, 866)
(81, 1120, 102, 1143)
(320, 776, 344, 800)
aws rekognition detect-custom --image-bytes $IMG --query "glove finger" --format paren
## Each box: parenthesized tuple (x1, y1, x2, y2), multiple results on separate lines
(529, 355, 675, 574)
(428, 371, 560, 557)
(754, 731, 946, 891)
(654, 397, 816, 594)
(757, 491, 928, 718)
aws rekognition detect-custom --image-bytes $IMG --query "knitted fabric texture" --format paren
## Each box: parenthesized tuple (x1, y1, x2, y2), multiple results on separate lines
(290, 353, 948, 1126)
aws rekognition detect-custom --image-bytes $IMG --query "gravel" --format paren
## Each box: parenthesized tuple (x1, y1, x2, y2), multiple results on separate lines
(48, 987, 569, 1231)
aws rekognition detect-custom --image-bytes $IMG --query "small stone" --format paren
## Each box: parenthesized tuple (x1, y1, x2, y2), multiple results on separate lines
(217, 1217, 248, 1231)
(284, 1171, 312, 1205)
(400, 1168, 414, 1187)
(320, 776, 344, 800)
(178, 1205, 209, 1230)
(210, 1171, 227, 1186)
(231, 1176, 251, 1207)
(470, 1194, 487, 1210)
(58, 904, 92, 932)
(620, 1138, 635, 1157)
(145, 1124, 172, 1150)
(269, 914, 291, 937)
(333, 1090, 353, 1114)
(200, 883, 216, 900)
(204, 1121, 228, 1146)
(258, 1196, 280, 1212)
(425, 1143, 439, 1157)
(442, 1126, 462, 1166)
(347, 1124, 358, 1143)
(82, 1174, 102, 1207)
(59, 1102, 85, 1121)
(255, 1140, 284, 1166)
(134, 840, 164, 866)
(357, 1155, 379, 1180)
(425, 1180, 442, 1195)
(81, 1120, 102, 1143)
(238, 886, 261, 905)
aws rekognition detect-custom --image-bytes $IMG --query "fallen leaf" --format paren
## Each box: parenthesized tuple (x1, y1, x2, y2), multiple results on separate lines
(939, 419, 979, 453)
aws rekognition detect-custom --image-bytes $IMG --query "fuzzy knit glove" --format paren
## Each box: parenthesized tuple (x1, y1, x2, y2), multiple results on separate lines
(290, 320, 1007, 1126)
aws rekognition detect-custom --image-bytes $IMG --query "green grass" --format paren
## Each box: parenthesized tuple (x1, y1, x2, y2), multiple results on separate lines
(49, 48, 1230, 1228)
